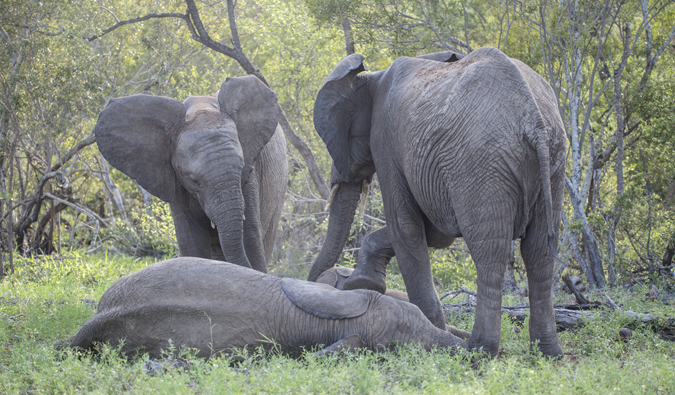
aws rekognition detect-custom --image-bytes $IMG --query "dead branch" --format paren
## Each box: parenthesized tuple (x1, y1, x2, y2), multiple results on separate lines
(85, 13, 186, 42)
(440, 286, 477, 301)
(87, 0, 330, 200)
(42, 193, 107, 227)
(563, 274, 591, 305)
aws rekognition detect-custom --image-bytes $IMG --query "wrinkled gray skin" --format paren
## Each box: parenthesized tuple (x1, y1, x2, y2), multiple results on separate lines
(316, 266, 472, 340)
(316, 266, 410, 302)
(68, 258, 467, 359)
(308, 47, 566, 357)
(95, 76, 287, 272)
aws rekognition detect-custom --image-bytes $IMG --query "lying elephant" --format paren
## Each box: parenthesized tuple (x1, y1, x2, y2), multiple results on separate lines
(68, 258, 466, 359)
(316, 266, 471, 340)
(316, 266, 410, 302)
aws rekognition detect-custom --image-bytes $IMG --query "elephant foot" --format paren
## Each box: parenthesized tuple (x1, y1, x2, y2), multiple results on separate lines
(468, 336, 500, 358)
(343, 267, 386, 294)
(531, 337, 563, 358)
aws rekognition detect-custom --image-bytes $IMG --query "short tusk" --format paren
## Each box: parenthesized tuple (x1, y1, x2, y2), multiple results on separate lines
(211, 221, 216, 229)
(325, 183, 339, 211)
(359, 179, 370, 216)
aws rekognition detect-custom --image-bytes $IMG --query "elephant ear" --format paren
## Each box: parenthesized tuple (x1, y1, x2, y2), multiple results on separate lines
(416, 51, 464, 62)
(281, 278, 370, 319)
(95, 95, 186, 202)
(314, 54, 372, 181)
(218, 75, 280, 186)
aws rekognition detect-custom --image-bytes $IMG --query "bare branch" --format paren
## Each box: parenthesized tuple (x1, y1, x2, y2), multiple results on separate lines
(226, 0, 242, 51)
(0, 23, 64, 36)
(86, 13, 186, 42)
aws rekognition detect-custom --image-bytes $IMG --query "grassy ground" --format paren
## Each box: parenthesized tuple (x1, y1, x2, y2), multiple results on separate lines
(1, 252, 674, 394)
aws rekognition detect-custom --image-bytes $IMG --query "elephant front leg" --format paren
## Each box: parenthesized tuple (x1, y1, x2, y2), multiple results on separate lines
(170, 200, 213, 259)
(343, 227, 393, 294)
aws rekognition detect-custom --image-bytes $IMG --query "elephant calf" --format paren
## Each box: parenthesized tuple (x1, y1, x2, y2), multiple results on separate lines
(68, 258, 466, 359)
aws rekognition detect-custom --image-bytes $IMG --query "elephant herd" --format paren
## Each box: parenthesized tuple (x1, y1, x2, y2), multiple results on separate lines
(69, 47, 566, 359)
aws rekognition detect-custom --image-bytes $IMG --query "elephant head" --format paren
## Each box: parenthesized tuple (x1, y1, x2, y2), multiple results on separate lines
(95, 75, 279, 271)
(307, 51, 462, 281)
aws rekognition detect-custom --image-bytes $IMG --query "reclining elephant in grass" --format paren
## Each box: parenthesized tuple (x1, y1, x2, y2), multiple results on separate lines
(68, 258, 467, 359)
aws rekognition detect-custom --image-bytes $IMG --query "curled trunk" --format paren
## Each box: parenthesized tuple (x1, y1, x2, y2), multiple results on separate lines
(308, 181, 362, 281)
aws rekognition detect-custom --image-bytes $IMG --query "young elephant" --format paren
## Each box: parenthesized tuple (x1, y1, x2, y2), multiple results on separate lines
(95, 76, 287, 272)
(68, 258, 467, 359)
(316, 266, 410, 302)
(316, 266, 471, 341)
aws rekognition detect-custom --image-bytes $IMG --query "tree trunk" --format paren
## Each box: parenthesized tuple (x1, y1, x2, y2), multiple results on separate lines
(342, 17, 355, 55)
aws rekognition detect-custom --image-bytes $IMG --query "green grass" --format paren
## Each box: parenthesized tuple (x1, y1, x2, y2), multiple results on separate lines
(1, 251, 674, 394)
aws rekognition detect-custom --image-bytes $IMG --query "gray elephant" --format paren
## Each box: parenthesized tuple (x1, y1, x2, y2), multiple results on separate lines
(307, 47, 566, 357)
(67, 257, 467, 359)
(95, 76, 287, 272)
(316, 266, 472, 340)
(316, 266, 410, 302)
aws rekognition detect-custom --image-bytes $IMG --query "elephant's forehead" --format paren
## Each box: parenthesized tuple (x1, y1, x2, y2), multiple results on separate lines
(183, 95, 221, 125)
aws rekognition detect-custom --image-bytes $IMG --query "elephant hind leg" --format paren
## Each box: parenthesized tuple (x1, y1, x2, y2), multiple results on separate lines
(461, 204, 515, 357)
(314, 335, 364, 356)
(521, 201, 563, 357)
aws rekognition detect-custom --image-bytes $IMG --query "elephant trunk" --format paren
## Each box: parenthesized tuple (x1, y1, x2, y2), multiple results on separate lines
(207, 186, 251, 269)
(307, 180, 363, 282)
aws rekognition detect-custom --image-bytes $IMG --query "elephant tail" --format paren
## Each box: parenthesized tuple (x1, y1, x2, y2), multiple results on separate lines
(68, 316, 100, 351)
(532, 127, 556, 257)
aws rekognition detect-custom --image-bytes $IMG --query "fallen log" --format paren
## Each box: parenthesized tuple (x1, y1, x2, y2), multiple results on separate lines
(443, 301, 675, 340)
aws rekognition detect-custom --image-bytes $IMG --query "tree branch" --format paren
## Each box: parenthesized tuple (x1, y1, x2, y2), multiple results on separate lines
(86, 13, 187, 42)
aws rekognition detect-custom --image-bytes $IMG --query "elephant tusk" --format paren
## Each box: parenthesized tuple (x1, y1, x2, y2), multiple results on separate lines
(211, 221, 216, 229)
(325, 183, 339, 211)
(359, 179, 370, 217)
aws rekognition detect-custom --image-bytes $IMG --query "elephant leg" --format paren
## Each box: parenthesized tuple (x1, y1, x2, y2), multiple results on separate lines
(314, 334, 364, 356)
(343, 227, 393, 294)
(521, 202, 563, 357)
(462, 203, 514, 357)
(170, 199, 213, 259)
(344, 217, 454, 293)
(384, 185, 446, 329)
(242, 170, 268, 273)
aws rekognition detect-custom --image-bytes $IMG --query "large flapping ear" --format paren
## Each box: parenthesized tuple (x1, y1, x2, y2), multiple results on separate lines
(218, 75, 280, 186)
(94, 95, 186, 202)
(416, 51, 464, 62)
(281, 278, 370, 319)
(313, 54, 372, 182)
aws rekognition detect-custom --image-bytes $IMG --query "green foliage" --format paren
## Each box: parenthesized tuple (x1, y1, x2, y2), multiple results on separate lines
(98, 203, 178, 258)
(430, 243, 477, 289)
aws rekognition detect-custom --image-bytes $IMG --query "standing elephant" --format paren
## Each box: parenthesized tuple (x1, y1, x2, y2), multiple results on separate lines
(307, 47, 566, 357)
(67, 257, 467, 359)
(95, 76, 287, 272)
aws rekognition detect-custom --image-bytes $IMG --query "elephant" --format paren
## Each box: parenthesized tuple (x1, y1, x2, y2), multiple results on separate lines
(67, 257, 467, 359)
(95, 75, 287, 272)
(316, 266, 410, 302)
(316, 266, 472, 340)
(307, 47, 566, 357)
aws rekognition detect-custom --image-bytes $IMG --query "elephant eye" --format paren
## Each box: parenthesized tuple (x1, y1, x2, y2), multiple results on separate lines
(189, 174, 198, 183)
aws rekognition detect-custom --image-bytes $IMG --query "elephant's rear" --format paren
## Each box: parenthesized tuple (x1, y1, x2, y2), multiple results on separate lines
(69, 258, 281, 358)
